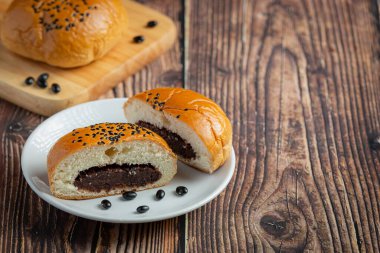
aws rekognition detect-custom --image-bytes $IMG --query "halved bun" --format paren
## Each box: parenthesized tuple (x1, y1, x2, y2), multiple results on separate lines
(47, 123, 177, 200)
(123, 87, 232, 173)
(1, 0, 127, 68)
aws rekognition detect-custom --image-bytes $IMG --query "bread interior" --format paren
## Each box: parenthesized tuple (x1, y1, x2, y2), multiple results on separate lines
(51, 140, 176, 199)
(124, 99, 213, 172)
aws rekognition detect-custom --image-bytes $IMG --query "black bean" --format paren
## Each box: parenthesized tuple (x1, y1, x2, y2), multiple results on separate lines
(37, 79, 48, 88)
(25, 77, 35, 85)
(101, 199, 111, 209)
(156, 189, 165, 200)
(122, 191, 137, 200)
(51, 83, 61, 93)
(133, 35, 144, 43)
(176, 186, 188, 196)
(38, 73, 49, 81)
(147, 20, 158, 28)
(136, 205, 149, 213)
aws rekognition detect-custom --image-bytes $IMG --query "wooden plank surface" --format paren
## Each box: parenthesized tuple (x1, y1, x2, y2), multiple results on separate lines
(1, 0, 380, 252)
(0, 0, 176, 116)
(184, 0, 380, 252)
(0, 0, 185, 252)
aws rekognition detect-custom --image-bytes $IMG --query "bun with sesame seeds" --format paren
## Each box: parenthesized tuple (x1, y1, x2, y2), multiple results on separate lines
(47, 123, 177, 200)
(1, 0, 127, 68)
(123, 87, 233, 173)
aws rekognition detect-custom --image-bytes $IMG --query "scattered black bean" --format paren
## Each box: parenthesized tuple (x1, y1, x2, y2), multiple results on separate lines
(25, 77, 35, 85)
(38, 73, 49, 81)
(101, 199, 111, 209)
(133, 35, 144, 43)
(122, 191, 137, 200)
(176, 186, 188, 196)
(37, 79, 48, 88)
(137, 205, 149, 213)
(369, 134, 380, 150)
(156, 189, 165, 200)
(51, 83, 61, 93)
(147, 20, 158, 28)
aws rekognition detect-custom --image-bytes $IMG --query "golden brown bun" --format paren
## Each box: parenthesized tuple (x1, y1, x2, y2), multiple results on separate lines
(124, 87, 233, 173)
(1, 0, 127, 68)
(48, 123, 176, 199)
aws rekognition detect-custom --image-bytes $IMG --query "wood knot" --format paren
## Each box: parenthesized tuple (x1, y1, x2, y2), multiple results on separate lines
(7, 122, 23, 132)
(260, 215, 287, 237)
(255, 209, 307, 252)
(158, 70, 182, 85)
(6, 121, 34, 142)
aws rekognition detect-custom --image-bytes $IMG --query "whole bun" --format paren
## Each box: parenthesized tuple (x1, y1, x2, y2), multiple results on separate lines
(1, 0, 127, 68)
(48, 123, 177, 200)
(124, 87, 233, 173)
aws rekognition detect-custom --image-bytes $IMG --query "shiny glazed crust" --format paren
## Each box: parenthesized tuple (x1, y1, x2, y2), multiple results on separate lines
(47, 122, 175, 191)
(1, 0, 127, 68)
(124, 87, 233, 171)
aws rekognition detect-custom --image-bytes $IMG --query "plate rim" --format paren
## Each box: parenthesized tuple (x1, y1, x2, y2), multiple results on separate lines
(21, 98, 236, 223)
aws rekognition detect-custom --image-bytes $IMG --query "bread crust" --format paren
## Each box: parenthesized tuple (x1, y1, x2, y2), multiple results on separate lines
(124, 87, 233, 172)
(1, 0, 127, 68)
(47, 122, 175, 196)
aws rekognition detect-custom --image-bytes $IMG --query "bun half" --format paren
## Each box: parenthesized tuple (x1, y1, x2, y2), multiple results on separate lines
(47, 123, 177, 200)
(124, 87, 232, 173)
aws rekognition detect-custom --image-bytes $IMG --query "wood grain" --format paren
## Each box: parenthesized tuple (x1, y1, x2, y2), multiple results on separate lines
(1, 0, 380, 252)
(184, 0, 380, 252)
(0, 0, 185, 252)
(0, 0, 177, 116)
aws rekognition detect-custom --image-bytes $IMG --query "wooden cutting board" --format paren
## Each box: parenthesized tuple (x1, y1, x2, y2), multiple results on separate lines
(0, 0, 176, 116)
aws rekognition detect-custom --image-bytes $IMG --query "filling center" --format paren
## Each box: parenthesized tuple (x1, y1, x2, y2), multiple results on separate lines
(137, 121, 196, 159)
(74, 163, 162, 192)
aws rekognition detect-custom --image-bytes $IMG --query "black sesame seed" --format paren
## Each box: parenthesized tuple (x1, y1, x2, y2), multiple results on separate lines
(156, 189, 165, 200)
(101, 199, 111, 209)
(147, 20, 158, 28)
(51, 83, 61, 94)
(25, 77, 35, 85)
(122, 191, 137, 200)
(38, 73, 49, 82)
(176, 115, 180, 118)
(176, 186, 188, 196)
(133, 35, 144, 43)
(37, 79, 48, 88)
(136, 205, 149, 213)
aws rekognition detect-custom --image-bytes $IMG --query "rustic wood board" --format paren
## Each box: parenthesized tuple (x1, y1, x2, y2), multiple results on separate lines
(0, 0, 176, 116)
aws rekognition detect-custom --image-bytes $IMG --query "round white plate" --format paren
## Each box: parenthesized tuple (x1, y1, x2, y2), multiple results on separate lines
(21, 98, 235, 223)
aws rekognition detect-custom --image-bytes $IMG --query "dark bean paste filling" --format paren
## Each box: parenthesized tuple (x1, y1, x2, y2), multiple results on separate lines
(74, 164, 161, 192)
(137, 121, 196, 159)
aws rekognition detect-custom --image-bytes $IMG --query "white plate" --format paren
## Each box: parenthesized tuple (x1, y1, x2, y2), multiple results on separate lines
(21, 98, 235, 223)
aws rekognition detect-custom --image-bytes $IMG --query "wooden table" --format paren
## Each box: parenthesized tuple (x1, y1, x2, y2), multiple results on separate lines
(1, 0, 380, 252)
